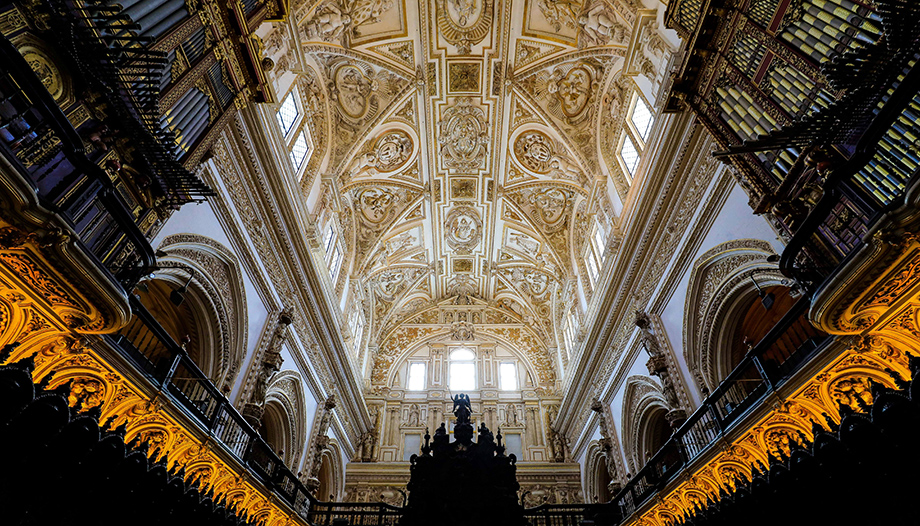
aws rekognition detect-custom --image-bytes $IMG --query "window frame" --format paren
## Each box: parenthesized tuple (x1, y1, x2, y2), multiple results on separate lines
(276, 88, 301, 138)
(449, 348, 476, 391)
(617, 91, 656, 181)
(407, 362, 427, 391)
(276, 86, 312, 176)
(585, 220, 607, 286)
(499, 362, 517, 391)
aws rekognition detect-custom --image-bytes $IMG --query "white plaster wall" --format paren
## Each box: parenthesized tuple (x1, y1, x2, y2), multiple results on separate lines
(152, 199, 270, 399)
(657, 182, 780, 402)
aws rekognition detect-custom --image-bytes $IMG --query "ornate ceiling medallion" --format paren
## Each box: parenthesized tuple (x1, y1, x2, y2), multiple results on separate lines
(436, 0, 493, 54)
(513, 131, 555, 174)
(525, 186, 575, 232)
(550, 65, 593, 119)
(445, 205, 482, 254)
(331, 64, 377, 121)
(438, 97, 489, 172)
(355, 187, 402, 226)
(374, 130, 413, 172)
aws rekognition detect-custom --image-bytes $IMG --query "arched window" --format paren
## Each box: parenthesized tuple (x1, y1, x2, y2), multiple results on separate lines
(449, 348, 476, 391)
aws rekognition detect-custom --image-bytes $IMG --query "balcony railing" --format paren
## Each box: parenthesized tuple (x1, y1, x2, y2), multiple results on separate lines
(611, 296, 831, 518)
(108, 295, 319, 519)
(307, 502, 404, 526)
(523, 503, 622, 526)
(0, 33, 156, 287)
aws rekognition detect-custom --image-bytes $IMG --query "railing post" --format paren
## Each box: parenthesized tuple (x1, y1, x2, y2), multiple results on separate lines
(209, 398, 225, 432)
(162, 350, 182, 387)
(752, 355, 774, 391)
(708, 402, 724, 436)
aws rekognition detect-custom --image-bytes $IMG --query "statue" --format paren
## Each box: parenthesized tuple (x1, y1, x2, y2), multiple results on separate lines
(478, 422, 494, 445)
(435, 422, 448, 438)
(451, 393, 472, 424)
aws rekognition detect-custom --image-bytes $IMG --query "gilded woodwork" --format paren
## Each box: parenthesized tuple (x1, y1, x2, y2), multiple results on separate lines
(621, 335, 911, 526)
(622, 204, 920, 525)
(0, 290, 308, 526)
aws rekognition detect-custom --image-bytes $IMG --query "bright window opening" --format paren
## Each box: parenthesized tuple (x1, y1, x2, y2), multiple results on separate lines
(323, 222, 337, 255)
(329, 244, 343, 281)
(564, 313, 578, 353)
(290, 129, 309, 168)
(499, 362, 517, 391)
(449, 348, 475, 391)
(407, 363, 426, 391)
(631, 96, 654, 141)
(592, 224, 607, 261)
(586, 250, 600, 284)
(276, 89, 299, 136)
(620, 134, 640, 175)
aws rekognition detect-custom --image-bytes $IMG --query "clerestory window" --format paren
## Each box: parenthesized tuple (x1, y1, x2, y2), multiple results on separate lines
(618, 93, 656, 180)
(449, 348, 476, 391)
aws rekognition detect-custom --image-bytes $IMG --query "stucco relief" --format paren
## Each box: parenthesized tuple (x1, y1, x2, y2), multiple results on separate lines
(444, 205, 483, 254)
(576, 1, 630, 48)
(436, 0, 493, 54)
(438, 97, 489, 172)
(301, 0, 397, 47)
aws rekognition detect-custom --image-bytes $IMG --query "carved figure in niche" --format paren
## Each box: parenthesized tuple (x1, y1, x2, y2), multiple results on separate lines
(407, 404, 421, 426)
(577, 4, 628, 48)
(549, 427, 569, 462)
(359, 430, 378, 461)
(506, 404, 520, 425)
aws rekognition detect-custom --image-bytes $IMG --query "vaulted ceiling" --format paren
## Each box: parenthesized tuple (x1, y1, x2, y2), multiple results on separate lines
(261, 0, 676, 386)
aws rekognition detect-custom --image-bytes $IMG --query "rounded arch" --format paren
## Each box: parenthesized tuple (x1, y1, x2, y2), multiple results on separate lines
(585, 441, 614, 503)
(316, 440, 345, 502)
(621, 376, 669, 473)
(262, 370, 309, 468)
(683, 239, 783, 393)
(156, 234, 249, 390)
